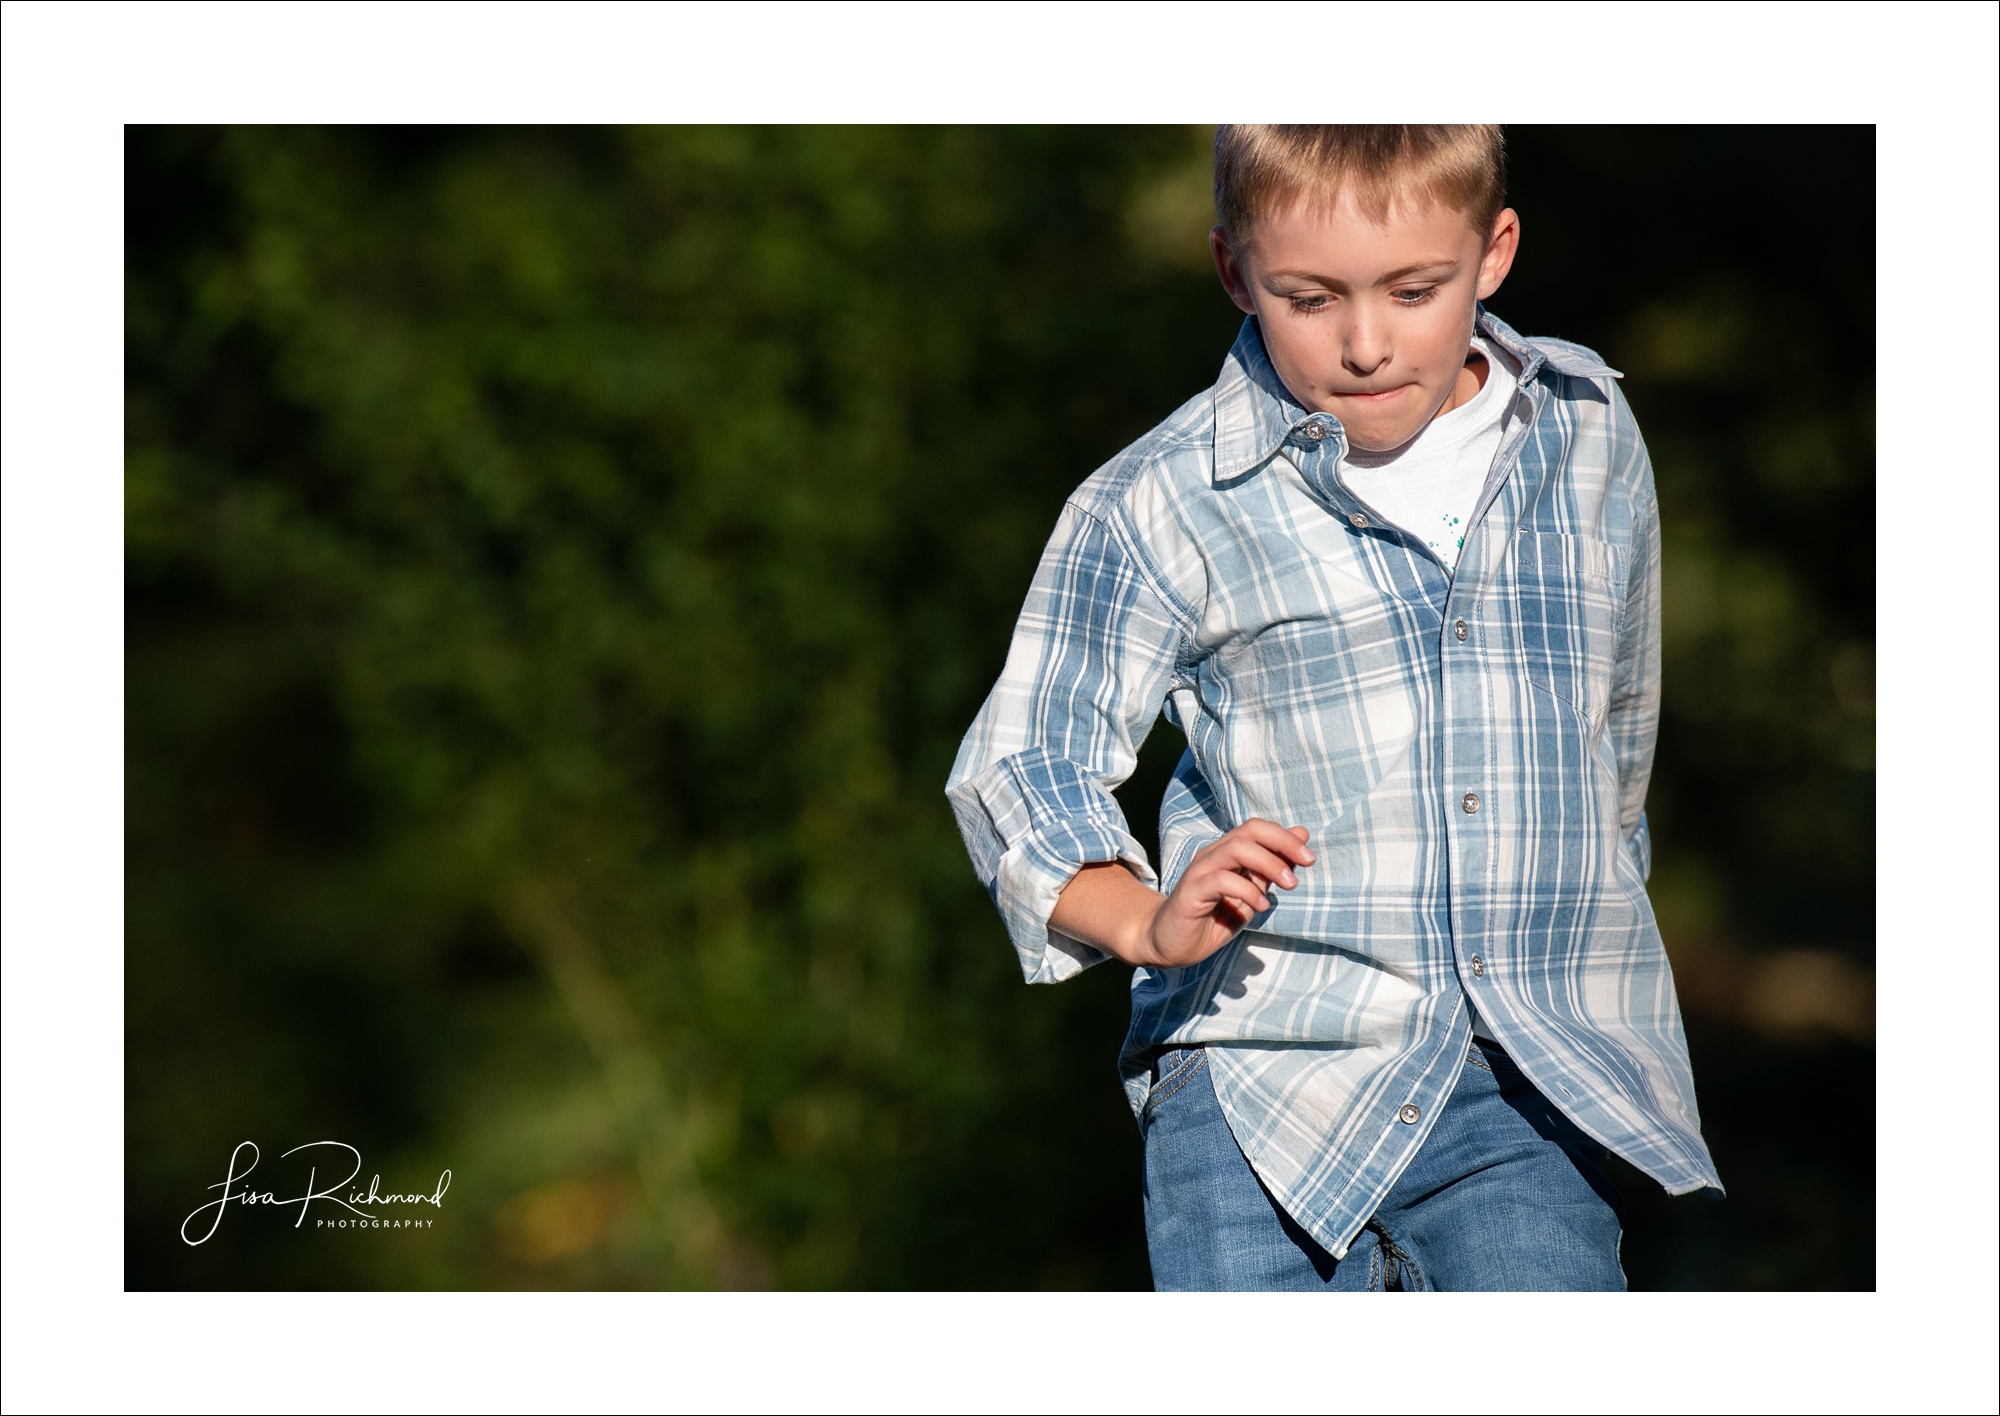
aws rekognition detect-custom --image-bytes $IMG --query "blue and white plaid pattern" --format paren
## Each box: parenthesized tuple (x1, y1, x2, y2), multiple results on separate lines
(946, 310, 1721, 1260)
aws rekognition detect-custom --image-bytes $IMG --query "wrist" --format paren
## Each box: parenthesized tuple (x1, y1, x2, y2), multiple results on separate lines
(1120, 892, 1166, 967)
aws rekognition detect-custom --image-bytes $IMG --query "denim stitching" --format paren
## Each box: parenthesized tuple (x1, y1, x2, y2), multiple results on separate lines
(1154, 1048, 1204, 1094)
(1366, 1217, 1425, 1292)
(1143, 1049, 1210, 1118)
(1395, 1245, 1426, 1293)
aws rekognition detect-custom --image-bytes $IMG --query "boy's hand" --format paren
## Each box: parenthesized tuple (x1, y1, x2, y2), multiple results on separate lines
(1141, 820, 1313, 968)
(1049, 819, 1314, 970)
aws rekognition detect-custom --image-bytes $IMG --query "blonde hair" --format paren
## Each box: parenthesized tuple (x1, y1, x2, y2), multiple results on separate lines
(1213, 124, 1508, 243)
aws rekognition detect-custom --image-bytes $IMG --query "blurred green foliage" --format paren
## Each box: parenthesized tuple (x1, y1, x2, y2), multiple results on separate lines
(126, 126, 1872, 1290)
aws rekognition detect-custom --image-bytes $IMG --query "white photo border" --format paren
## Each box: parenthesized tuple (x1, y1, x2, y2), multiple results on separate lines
(4, 2, 1993, 1412)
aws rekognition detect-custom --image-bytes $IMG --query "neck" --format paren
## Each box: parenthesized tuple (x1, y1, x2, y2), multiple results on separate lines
(1433, 347, 1490, 422)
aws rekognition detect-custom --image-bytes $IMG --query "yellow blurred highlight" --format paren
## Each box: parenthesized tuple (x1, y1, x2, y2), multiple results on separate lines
(1124, 126, 1220, 272)
(1671, 942, 1873, 1044)
(498, 1176, 632, 1266)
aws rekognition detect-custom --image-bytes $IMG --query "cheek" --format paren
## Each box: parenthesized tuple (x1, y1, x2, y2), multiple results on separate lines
(1409, 299, 1479, 369)
(1256, 310, 1343, 380)
(1402, 307, 1471, 371)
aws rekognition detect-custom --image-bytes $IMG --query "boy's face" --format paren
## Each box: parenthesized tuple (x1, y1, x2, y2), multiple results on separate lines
(1210, 191, 1520, 452)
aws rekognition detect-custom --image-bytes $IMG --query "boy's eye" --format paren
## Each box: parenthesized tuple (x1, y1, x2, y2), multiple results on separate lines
(1393, 287, 1439, 306)
(1288, 295, 1330, 314)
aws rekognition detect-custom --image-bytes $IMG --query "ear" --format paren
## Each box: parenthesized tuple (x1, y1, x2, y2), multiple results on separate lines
(1210, 225, 1258, 316)
(1475, 208, 1520, 301)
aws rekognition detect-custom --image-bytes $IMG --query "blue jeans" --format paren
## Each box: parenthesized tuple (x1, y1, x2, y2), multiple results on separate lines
(1142, 1038, 1627, 1291)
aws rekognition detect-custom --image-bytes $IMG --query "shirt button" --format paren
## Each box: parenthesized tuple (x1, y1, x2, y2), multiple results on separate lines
(1398, 1103, 1421, 1125)
(1462, 791, 1480, 814)
(1453, 619, 1469, 641)
(1469, 955, 1485, 977)
(1304, 422, 1325, 440)
(1348, 512, 1368, 528)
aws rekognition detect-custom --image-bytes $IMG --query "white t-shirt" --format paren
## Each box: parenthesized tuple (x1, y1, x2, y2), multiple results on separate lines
(1339, 333, 1525, 576)
(1339, 334, 1524, 1040)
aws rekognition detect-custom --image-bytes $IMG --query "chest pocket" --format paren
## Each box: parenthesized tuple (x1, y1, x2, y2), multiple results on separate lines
(1511, 528, 1627, 725)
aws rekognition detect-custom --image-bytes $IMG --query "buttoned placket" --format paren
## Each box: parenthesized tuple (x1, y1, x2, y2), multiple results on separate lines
(1290, 415, 1344, 496)
(1440, 366, 1549, 1047)
(1295, 394, 1521, 1187)
(1292, 406, 1476, 1252)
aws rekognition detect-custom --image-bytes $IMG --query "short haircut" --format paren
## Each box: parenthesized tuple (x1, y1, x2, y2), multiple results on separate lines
(1213, 125, 1508, 244)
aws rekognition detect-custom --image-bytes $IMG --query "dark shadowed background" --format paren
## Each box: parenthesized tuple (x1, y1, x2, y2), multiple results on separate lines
(125, 125, 1874, 1291)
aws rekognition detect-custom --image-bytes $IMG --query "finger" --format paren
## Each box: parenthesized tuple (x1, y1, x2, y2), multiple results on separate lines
(1211, 895, 1254, 929)
(1201, 866, 1271, 914)
(1211, 840, 1303, 890)
(1211, 834, 1303, 886)
(1232, 818, 1317, 865)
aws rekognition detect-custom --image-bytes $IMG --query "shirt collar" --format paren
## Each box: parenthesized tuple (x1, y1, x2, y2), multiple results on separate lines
(1208, 307, 1620, 486)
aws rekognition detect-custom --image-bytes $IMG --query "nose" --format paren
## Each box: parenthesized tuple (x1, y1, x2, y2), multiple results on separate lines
(1341, 303, 1390, 377)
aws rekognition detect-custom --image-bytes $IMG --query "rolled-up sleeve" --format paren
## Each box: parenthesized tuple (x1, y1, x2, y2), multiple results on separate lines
(945, 500, 1187, 983)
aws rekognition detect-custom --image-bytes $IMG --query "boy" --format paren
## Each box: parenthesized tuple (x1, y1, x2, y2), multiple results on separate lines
(945, 125, 1720, 1291)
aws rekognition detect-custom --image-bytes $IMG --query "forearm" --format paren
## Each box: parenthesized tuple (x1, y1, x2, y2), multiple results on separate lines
(1049, 861, 1164, 966)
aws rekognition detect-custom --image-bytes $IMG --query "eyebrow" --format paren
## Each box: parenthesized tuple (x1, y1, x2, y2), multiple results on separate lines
(1266, 258, 1461, 286)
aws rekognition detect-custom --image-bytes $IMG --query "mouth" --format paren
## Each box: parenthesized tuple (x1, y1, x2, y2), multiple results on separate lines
(1331, 385, 1412, 405)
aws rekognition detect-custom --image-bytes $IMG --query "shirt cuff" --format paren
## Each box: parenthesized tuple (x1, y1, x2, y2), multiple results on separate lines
(946, 746, 1159, 984)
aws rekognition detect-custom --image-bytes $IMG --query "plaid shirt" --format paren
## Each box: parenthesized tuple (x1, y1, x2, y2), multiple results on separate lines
(945, 309, 1722, 1260)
